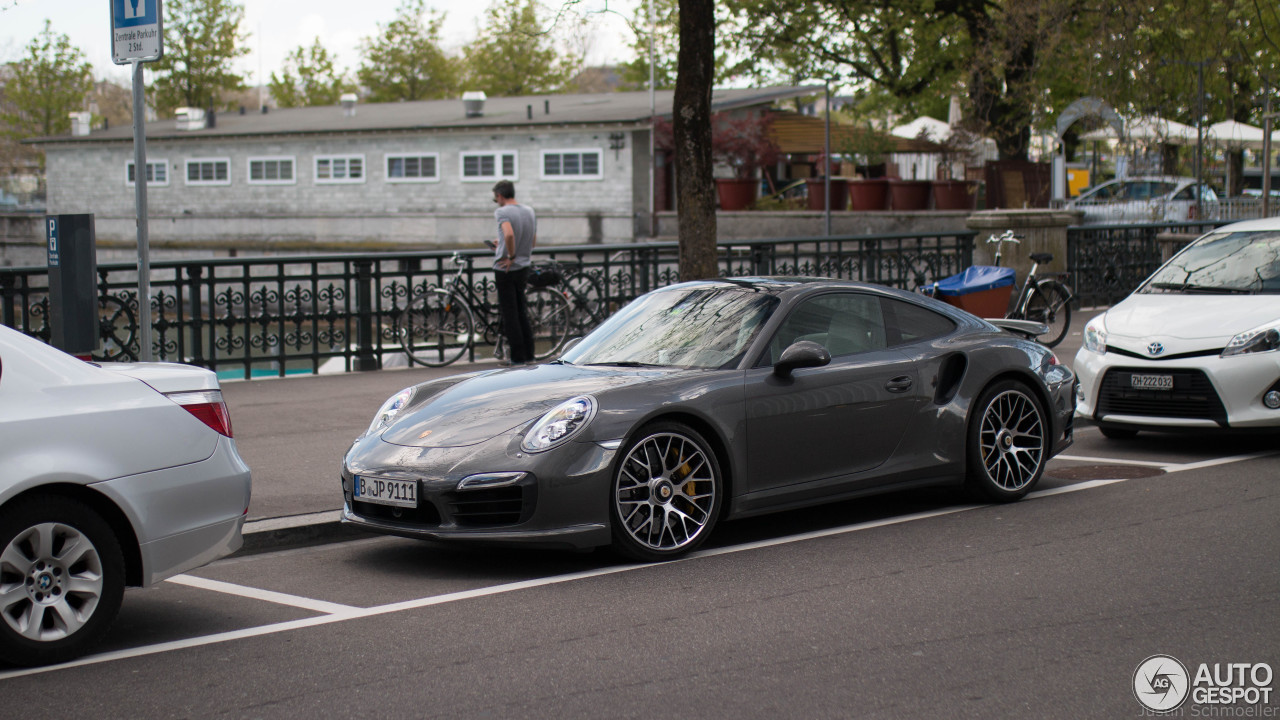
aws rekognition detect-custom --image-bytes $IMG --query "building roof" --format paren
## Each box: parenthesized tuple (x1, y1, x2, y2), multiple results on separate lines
(770, 111, 941, 155)
(30, 85, 822, 145)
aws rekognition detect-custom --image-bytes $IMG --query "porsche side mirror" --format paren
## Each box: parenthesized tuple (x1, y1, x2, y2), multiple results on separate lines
(774, 341, 830, 378)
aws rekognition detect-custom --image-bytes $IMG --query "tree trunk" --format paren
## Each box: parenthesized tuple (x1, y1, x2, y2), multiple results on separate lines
(674, 0, 717, 282)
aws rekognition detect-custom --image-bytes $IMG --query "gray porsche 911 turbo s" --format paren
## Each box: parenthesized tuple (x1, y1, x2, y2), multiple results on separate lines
(341, 277, 1076, 561)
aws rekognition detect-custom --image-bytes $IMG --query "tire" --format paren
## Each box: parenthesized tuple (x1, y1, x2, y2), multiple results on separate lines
(562, 271, 605, 335)
(610, 422, 723, 562)
(966, 380, 1049, 502)
(0, 496, 125, 667)
(1099, 425, 1139, 440)
(1023, 280, 1072, 348)
(401, 290, 474, 368)
(526, 286, 571, 361)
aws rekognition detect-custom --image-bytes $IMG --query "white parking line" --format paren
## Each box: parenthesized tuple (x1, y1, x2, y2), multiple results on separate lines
(0, 456, 1271, 682)
(1054, 454, 1170, 468)
(1163, 451, 1280, 473)
(166, 575, 359, 616)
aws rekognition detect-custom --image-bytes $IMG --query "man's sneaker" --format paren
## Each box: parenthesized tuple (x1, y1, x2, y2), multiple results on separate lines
(494, 344, 511, 366)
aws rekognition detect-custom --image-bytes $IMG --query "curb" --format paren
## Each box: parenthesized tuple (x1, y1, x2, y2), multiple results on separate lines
(236, 510, 372, 556)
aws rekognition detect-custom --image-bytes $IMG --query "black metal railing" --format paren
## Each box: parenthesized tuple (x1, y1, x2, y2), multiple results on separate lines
(1, 231, 974, 378)
(1066, 220, 1227, 307)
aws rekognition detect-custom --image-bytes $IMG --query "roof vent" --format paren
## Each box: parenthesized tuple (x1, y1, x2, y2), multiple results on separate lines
(68, 111, 92, 137)
(340, 92, 358, 117)
(175, 107, 206, 131)
(462, 91, 486, 118)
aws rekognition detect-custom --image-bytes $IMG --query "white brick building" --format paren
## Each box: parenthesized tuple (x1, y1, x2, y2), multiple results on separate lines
(33, 86, 815, 249)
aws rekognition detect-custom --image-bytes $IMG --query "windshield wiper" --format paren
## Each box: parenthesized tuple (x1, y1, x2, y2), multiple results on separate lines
(1146, 282, 1254, 294)
(584, 361, 665, 368)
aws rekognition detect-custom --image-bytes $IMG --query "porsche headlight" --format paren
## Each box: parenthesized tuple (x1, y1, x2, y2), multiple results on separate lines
(1083, 316, 1108, 355)
(366, 387, 414, 436)
(521, 396, 596, 453)
(1222, 320, 1280, 358)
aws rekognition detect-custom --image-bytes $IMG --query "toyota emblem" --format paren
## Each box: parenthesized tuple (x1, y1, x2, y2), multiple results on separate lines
(1147, 342, 1165, 356)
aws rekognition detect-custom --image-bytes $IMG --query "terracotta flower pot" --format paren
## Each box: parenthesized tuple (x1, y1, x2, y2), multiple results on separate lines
(716, 178, 758, 210)
(888, 179, 931, 210)
(848, 178, 890, 211)
(932, 180, 975, 210)
(805, 178, 849, 211)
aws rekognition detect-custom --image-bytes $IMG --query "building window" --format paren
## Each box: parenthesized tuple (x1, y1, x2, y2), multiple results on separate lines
(185, 158, 230, 186)
(248, 156, 296, 185)
(386, 154, 439, 183)
(460, 151, 517, 182)
(125, 160, 169, 187)
(315, 155, 365, 184)
(541, 149, 603, 180)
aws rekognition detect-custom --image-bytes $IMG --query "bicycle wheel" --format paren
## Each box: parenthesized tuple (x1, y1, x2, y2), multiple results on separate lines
(1023, 280, 1072, 348)
(401, 289, 474, 367)
(562, 271, 605, 334)
(526, 286, 571, 360)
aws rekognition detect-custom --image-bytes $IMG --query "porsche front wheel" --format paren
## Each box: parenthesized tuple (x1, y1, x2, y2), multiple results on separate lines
(611, 423, 722, 562)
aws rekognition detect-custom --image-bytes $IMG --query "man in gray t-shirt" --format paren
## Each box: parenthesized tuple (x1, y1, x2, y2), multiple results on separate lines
(490, 180, 537, 364)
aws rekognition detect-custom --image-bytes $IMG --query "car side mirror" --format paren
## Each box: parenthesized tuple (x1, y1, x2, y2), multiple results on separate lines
(774, 341, 830, 378)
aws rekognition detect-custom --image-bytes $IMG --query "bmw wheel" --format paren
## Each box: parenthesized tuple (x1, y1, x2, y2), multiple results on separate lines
(0, 496, 125, 666)
(967, 381, 1048, 501)
(611, 423, 722, 562)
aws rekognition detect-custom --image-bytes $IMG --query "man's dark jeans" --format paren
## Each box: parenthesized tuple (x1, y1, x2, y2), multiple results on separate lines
(495, 266, 535, 363)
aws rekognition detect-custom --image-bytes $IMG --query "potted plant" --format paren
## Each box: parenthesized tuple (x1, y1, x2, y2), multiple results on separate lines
(931, 127, 979, 210)
(805, 153, 849, 211)
(840, 123, 896, 211)
(710, 111, 781, 210)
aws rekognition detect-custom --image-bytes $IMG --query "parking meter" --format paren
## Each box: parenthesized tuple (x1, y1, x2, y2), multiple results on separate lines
(46, 214, 99, 355)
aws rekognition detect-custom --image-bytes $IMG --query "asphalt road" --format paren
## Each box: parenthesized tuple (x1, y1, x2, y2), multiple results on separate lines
(1, 425, 1276, 718)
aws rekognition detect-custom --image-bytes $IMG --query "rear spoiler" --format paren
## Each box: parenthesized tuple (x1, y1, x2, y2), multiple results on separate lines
(987, 318, 1049, 341)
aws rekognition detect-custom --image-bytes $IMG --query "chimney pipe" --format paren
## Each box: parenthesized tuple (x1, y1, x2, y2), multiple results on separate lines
(206, 107, 216, 129)
(341, 93, 358, 117)
(462, 91, 486, 118)
(545, 100, 550, 115)
(527, 105, 532, 120)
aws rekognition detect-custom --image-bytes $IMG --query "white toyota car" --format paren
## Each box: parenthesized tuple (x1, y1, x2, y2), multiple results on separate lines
(1075, 217, 1280, 437)
(0, 325, 252, 665)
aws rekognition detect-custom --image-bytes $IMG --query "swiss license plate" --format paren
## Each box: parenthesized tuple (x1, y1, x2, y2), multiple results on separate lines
(1130, 373, 1174, 390)
(353, 476, 418, 508)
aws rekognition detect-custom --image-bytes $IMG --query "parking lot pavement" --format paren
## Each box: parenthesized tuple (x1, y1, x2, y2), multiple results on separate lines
(223, 303, 1108, 554)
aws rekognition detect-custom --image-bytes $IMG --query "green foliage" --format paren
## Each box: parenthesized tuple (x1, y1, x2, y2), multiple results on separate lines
(460, 0, 580, 96)
(269, 38, 351, 108)
(618, 0, 756, 91)
(0, 20, 94, 139)
(150, 0, 249, 116)
(357, 0, 459, 102)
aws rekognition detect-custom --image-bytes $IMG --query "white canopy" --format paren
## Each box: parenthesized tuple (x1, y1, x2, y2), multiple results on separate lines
(1079, 115, 1197, 145)
(891, 116, 952, 143)
(1207, 119, 1280, 149)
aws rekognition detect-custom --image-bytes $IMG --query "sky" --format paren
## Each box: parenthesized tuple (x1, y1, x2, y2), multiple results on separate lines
(0, 0, 640, 85)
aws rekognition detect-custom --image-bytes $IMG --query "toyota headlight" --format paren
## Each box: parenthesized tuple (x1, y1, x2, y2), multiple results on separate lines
(1083, 316, 1108, 355)
(1222, 320, 1280, 358)
(521, 396, 596, 453)
(366, 387, 414, 436)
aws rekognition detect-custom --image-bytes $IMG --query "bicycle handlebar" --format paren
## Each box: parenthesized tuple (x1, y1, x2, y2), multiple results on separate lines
(985, 229, 1024, 245)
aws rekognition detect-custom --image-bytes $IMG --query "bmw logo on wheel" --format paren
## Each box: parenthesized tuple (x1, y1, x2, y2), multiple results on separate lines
(1147, 342, 1165, 356)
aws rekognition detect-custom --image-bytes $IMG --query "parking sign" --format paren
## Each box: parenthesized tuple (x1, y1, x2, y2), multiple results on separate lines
(111, 0, 163, 64)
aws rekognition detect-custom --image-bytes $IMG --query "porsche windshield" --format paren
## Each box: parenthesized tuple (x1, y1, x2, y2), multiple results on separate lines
(1141, 230, 1280, 294)
(562, 286, 778, 369)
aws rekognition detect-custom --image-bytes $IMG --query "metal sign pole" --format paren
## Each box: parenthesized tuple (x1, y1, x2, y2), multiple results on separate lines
(131, 59, 153, 361)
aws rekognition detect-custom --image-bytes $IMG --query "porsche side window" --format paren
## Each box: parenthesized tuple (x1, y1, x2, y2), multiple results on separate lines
(883, 298, 957, 346)
(767, 294, 887, 363)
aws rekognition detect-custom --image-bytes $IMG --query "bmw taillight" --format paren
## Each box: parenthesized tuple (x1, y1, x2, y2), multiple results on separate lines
(166, 390, 234, 437)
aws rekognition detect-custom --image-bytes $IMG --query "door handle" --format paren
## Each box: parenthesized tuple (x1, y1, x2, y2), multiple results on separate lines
(885, 376, 913, 393)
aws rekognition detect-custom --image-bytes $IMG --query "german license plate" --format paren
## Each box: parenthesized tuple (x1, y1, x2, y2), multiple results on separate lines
(1130, 373, 1174, 390)
(353, 476, 418, 508)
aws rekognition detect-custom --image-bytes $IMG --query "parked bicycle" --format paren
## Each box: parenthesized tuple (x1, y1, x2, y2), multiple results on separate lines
(986, 230, 1075, 348)
(396, 253, 571, 367)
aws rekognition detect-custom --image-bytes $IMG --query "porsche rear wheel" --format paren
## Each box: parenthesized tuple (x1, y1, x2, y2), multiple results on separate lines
(966, 381, 1048, 501)
(0, 496, 125, 666)
(611, 423, 722, 562)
